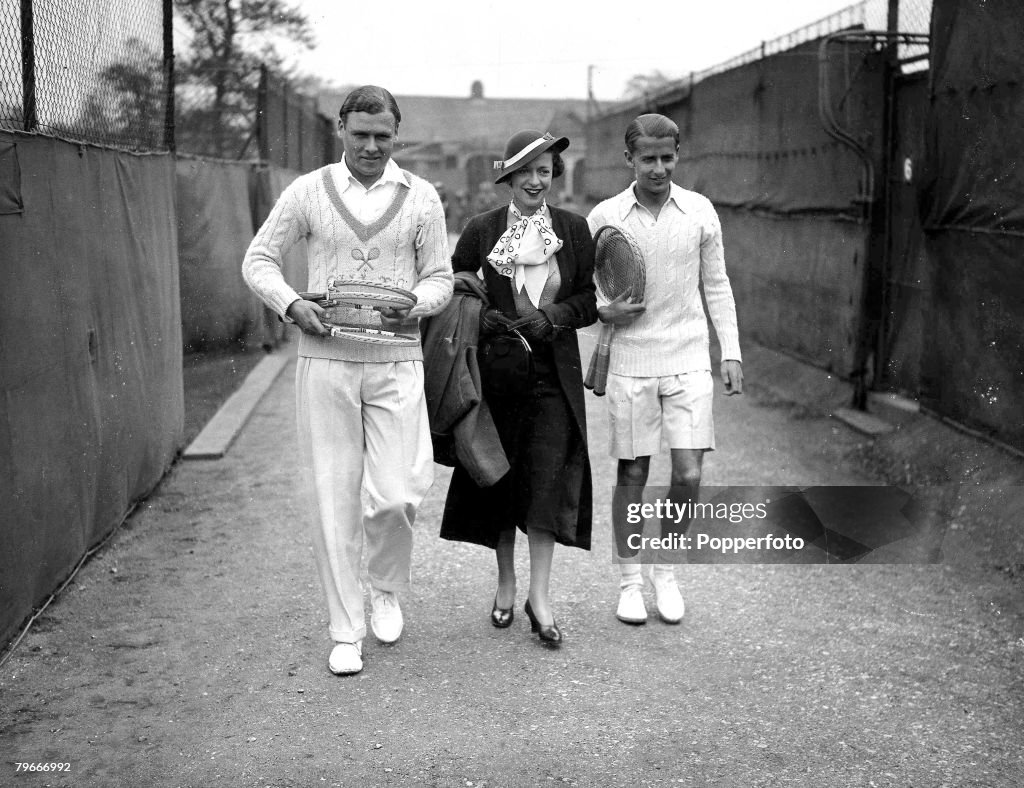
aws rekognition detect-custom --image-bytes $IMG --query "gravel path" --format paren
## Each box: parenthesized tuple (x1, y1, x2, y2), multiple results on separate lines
(3, 331, 1022, 788)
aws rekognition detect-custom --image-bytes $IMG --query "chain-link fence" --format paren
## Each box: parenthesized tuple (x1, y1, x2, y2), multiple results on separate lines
(174, 61, 335, 169)
(693, 3, 868, 83)
(0, 0, 169, 150)
(1, 0, 333, 161)
(691, 0, 933, 85)
(894, 0, 932, 70)
(174, 62, 261, 159)
(858, 0, 932, 70)
(256, 67, 336, 172)
(0, 2, 21, 129)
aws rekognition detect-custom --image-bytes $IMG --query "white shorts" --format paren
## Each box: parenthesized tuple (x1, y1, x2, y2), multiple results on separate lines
(606, 370, 715, 460)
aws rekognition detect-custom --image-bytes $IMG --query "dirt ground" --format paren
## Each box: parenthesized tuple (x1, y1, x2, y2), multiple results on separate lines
(2, 329, 1023, 788)
(182, 344, 269, 447)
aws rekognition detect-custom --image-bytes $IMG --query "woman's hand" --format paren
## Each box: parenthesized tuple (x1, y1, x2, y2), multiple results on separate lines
(509, 309, 553, 342)
(480, 307, 514, 335)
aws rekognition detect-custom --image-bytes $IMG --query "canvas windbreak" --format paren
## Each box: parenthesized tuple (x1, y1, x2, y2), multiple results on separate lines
(0, 135, 181, 644)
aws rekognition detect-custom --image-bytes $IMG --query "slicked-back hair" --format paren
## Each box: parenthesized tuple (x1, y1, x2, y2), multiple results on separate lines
(625, 113, 679, 153)
(338, 85, 402, 129)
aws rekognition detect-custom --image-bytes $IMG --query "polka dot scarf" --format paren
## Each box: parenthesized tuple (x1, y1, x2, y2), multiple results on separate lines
(485, 201, 563, 308)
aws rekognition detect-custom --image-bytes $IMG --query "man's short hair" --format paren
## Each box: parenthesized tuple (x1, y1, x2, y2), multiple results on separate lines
(625, 113, 679, 152)
(339, 85, 402, 128)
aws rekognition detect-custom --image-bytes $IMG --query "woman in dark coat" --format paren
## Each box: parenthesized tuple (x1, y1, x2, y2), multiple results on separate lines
(440, 130, 598, 644)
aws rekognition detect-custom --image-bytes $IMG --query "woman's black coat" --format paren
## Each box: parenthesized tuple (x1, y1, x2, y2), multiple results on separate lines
(439, 204, 598, 548)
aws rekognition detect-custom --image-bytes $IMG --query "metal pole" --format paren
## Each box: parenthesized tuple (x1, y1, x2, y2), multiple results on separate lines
(872, 0, 901, 394)
(257, 64, 269, 162)
(887, 0, 900, 38)
(282, 74, 290, 169)
(586, 65, 595, 122)
(20, 0, 36, 131)
(297, 88, 304, 171)
(163, 0, 175, 151)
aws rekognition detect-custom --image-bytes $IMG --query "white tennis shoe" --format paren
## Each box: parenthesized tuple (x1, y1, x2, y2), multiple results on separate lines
(328, 641, 363, 675)
(616, 584, 648, 624)
(370, 589, 404, 643)
(650, 568, 685, 624)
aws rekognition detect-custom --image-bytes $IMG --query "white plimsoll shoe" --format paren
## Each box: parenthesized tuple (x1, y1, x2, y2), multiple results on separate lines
(328, 641, 363, 675)
(616, 584, 648, 624)
(370, 588, 404, 643)
(650, 569, 685, 624)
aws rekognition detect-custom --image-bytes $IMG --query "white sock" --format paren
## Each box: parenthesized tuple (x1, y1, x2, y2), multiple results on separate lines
(649, 563, 676, 580)
(619, 563, 643, 589)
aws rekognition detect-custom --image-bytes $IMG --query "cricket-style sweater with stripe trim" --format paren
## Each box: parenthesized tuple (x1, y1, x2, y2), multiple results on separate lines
(243, 159, 453, 363)
(587, 183, 741, 377)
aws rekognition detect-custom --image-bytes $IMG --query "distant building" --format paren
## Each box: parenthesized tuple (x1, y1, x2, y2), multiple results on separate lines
(319, 81, 589, 207)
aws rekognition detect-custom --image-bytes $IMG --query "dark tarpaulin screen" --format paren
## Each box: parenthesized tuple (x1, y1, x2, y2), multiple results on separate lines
(586, 38, 884, 375)
(918, 0, 1024, 450)
(177, 159, 307, 351)
(921, 0, 1024, 234)
(585, 38, 884, 216)
(177, 158, 267, 349)
(676, 40, 883, 216)
(0, 134, 182, 645)
(251, 165, 307, 296)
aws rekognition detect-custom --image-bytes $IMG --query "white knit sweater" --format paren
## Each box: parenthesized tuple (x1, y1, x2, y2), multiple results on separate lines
(242, 161, 453, 363)
(587, 183, 741, 377)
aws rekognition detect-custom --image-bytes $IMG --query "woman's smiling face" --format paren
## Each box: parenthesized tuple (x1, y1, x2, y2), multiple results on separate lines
(508, 152, 553, 215)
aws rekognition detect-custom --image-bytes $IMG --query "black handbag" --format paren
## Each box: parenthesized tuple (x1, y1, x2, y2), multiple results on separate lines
(478, 328, 534, 399)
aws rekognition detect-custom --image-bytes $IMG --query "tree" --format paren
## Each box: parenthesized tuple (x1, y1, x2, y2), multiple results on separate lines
(101, 39, 165, 148)
(174, 0, 313, 157)
(621, 70, 678, 101)
(72, 38, 164, 150)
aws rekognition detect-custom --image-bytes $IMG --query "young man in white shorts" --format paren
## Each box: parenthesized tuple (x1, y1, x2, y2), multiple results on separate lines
(587, 113, 744, 625)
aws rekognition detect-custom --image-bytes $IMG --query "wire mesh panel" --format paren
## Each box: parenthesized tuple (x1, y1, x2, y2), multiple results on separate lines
(0, 1, 22, 132)
(175, 59, 334, 168)
(690, 1, 933, 85)
(175, 62, 261, 159)
(695, 3, 869, 83)
(257, 68, 336, 171)
(895, 0, 932, 69)
(862, 0, 933, 70)
(1, 0, 167, 150)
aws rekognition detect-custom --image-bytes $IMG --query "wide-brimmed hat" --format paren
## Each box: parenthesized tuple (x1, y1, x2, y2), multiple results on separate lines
(493, 130, 569, 184)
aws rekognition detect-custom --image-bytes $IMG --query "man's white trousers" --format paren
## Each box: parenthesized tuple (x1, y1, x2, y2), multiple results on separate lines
(295, 357, 433, 643)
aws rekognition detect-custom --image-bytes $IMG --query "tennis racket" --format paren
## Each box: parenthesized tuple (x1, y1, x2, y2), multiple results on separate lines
(299, 277, 418, 311)
(320, 321, 420, 347)
(583, 225, 646, 396)
(299, 278, 420, 347)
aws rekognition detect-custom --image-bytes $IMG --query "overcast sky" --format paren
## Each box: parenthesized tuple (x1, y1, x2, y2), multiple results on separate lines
(289, 0, 879, 101)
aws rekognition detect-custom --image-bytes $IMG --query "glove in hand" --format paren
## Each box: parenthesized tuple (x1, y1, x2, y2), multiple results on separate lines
(480, 307, 514, 336)
(509, 308, 553, 342)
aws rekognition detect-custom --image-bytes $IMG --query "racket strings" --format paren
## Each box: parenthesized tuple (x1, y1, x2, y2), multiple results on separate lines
(595, 235, 646, 302)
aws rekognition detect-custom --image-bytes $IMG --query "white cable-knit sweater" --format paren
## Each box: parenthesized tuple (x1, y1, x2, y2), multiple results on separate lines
(587, 183, 741, 377)
(242, 161, 453, 363)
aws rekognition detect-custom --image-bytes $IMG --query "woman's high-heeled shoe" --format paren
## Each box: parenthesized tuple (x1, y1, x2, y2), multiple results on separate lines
(491, 597, 514, 628)
(524, 600, 562, 644)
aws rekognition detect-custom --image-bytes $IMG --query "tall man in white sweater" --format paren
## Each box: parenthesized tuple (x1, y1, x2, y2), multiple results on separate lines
(587, 113, 744, 626)
(243, 86, 453, 675)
